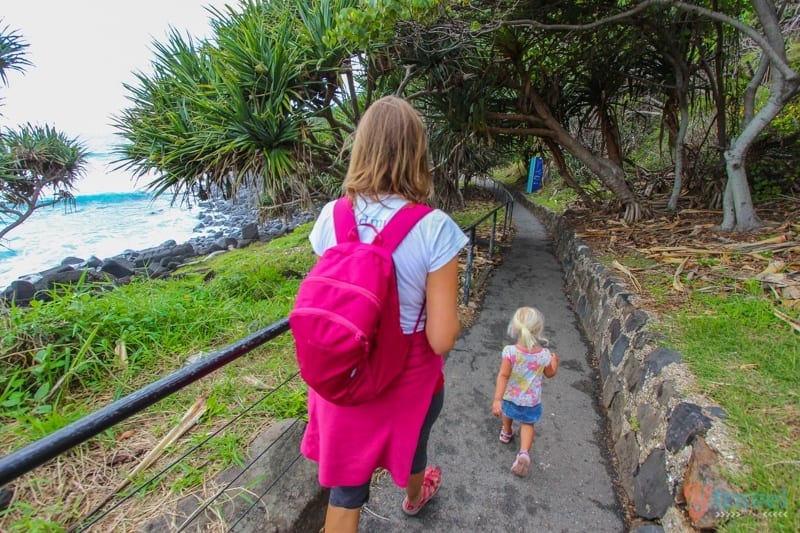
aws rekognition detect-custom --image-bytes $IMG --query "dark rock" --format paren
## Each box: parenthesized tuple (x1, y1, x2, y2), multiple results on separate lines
(61, 256, 84, 266)
(634, 449, 672, 519)
(622, 351, 642, 393)
(611, 335, 629, 366)
(609, 318, 621, 344)
(656, 379, 677, 407)
(625, 310, 649, 333)
(241, 222, 259, 241)
(641, 347, 682, 382)
(602, 374, 621, 408)
(101, 258, 136, 279)
(636, 403, 663, 443)
(0, 486, 12, 511)
(3, 280, 36, 305)
(83, 255, 104, 268)
(666, 402, 712, 452)
(214, 237, 238, 250)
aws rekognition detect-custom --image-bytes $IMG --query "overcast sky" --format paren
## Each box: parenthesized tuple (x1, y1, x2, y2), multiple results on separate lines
(1, 1, 232, 153)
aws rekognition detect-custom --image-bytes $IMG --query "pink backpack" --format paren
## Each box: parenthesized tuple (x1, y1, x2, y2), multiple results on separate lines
(289, 197, 432, 406)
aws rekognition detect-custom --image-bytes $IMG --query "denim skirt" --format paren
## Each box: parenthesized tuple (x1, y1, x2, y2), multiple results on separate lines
(501, 400, 543, 424)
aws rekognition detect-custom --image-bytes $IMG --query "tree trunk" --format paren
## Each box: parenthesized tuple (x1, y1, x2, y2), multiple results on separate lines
(668, 68, 690, 211)
(528, 90, 641, 221)
(544, 140, 596, 208)
(718, 0, 800, 231)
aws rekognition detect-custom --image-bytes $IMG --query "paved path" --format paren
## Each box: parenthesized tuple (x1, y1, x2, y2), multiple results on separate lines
(359, 200, 625, 532)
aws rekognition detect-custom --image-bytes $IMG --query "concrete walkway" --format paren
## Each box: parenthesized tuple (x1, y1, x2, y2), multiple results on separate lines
(358, 200, 626, 532)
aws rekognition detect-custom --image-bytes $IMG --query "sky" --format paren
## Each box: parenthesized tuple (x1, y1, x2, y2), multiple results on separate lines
(1, 1, 233, 154)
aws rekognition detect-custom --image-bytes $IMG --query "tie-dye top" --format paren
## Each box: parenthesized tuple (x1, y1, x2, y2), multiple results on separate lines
(501, 344, 552, 407)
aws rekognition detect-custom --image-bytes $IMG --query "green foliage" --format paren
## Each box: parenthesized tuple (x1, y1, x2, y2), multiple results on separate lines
(747, 100, 800, 202)
(0, 224, 315, 427)
(0, 123, 89, 240)
(331, 0, 445, 48)
(0, 22, 31, 84)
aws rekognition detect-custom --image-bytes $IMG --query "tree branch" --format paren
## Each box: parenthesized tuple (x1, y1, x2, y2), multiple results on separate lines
(494, 0, 798, 82)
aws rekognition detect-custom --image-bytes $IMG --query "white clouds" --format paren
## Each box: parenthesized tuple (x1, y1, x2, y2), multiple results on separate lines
(1, 0, 231, 152)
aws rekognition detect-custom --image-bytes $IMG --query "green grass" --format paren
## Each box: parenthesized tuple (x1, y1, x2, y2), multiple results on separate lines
(0, 195, 503, 531)
(662, 293, 798, 532)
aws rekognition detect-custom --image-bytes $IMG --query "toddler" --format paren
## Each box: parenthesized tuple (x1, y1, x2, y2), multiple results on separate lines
(492, 306, 559, 477)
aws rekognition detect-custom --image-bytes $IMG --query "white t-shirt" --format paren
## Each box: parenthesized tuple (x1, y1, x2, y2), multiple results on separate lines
(309, 195, 469, 333)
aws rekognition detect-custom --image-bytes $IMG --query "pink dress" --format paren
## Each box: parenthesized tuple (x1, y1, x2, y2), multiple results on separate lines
(300, 332, 443, 488)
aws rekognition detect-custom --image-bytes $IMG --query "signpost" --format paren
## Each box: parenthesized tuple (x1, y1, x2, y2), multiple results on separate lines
(526, 156, 544, 193)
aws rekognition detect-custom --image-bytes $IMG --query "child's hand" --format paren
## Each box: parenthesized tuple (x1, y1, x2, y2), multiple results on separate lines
(544, 353, 559, 378)
(492, 399, 502, 417)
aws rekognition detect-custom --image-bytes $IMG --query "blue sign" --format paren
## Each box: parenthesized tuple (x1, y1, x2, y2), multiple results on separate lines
(526, 157, 544, 193)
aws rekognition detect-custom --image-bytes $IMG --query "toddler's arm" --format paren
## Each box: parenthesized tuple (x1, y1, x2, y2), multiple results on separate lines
(492, 358, 512, 417)
(544, 352, 559, 378)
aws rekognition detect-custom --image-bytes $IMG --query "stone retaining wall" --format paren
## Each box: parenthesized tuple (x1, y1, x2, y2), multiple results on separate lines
(513, 191, 740, 532)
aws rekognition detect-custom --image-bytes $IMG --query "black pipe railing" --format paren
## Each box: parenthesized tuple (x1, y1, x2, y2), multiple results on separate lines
(0, 319, 289, 487)
(0, 180, 515, 496)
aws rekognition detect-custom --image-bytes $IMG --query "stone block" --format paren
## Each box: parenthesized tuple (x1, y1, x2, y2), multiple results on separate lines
(666, 402, 712, 452)
(633, 449, 672, 519)
(637, 403, 663, 443)
(641, 347, 682, 383)
(683, 437, 735, 530)
(610, 335, 629, 366)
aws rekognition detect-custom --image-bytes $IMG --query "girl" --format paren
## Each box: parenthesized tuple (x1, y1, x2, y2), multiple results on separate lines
(300, 96, 468, 532)
(492, 306, 559, 477)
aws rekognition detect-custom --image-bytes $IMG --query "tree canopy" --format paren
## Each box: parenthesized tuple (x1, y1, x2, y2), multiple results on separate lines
(112, 0, 799, 231)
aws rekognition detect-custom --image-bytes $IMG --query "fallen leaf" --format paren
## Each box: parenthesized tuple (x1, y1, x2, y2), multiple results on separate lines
(116, 430, 135, 441)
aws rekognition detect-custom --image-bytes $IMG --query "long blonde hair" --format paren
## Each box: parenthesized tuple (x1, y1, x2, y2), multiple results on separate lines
(507, 306, 548, 350)
(342, 96, 432, 204)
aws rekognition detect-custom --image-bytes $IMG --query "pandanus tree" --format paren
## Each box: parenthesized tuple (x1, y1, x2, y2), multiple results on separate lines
(113, 0, 363, 216)
(0, 24, 88, 242)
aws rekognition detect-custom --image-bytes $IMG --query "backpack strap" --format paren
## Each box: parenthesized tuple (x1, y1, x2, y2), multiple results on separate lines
(333, 196, 433, 251)
(378, 203, 433, 252)
(333, 197, 358, 244)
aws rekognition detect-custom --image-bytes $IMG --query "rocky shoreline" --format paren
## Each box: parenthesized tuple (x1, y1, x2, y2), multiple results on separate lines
(1, 191, 316, 306)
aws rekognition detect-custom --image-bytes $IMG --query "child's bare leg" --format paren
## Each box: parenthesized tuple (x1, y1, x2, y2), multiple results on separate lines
(501, 414, 513, 435)
(519, 423, 535, 453)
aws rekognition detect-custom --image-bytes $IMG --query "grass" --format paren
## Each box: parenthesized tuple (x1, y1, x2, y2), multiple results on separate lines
(526, 172, 799, 532)
(661, 293, 799, 533)
(0, 189, 504, 531)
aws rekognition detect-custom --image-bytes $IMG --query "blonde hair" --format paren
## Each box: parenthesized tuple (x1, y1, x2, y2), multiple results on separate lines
(507, 306, 548, 350)
(342, 96, 433, 204)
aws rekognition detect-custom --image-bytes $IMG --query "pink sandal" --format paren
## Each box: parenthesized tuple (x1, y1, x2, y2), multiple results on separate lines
(511, 451, 530, 477)
(402, 466, 442, 516)
(499, 428, 513, 443)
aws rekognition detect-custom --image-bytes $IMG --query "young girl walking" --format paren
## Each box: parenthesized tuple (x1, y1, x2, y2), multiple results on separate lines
(492, 306, 559, 477)
(300, 96, 468, 532)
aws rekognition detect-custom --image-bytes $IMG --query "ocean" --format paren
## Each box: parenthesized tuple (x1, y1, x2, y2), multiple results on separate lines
(0, 156, 211, 289)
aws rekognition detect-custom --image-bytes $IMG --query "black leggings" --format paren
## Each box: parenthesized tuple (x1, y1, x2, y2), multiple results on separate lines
(328, 389, 445, 509)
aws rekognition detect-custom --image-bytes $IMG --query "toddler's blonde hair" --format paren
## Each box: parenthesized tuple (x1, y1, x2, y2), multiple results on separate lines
(507, 306, 548, 350)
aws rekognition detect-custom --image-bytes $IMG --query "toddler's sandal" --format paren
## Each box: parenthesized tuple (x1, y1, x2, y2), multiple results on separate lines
(499, 428, 513, 443)
(402, 466, 442, 516)
(511, 451, 530, 477)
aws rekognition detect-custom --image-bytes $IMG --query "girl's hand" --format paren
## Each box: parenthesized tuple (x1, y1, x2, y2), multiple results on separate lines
(492, 399, 502, 417)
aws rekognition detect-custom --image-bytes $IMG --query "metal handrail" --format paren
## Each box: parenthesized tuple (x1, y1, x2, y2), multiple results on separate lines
(0, 320, 289, 487)
(0, 180, 515, 489)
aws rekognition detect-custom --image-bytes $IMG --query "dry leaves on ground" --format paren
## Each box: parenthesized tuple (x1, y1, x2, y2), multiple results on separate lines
(563, 198, 800, 321)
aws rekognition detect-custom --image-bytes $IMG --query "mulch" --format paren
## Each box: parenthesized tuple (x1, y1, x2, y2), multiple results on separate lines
(560, 196, 800, 324)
